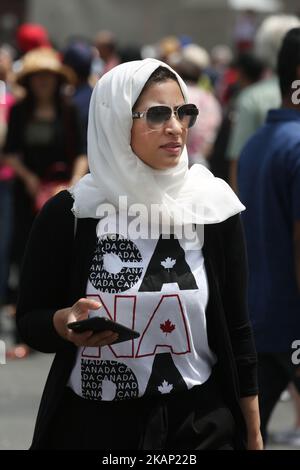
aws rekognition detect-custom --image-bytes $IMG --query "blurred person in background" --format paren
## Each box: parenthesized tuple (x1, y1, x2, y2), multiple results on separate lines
(210, 52, 265, 182)
(227, 14, 300, 193)
(16, 23, 51, 55)
(234, 52, 265, 90)
(233, 9, 258, 54)
(0, 45, 16, 316)
(12, 22, 53, 100)
(2, 47, 87, 359)
(94, 30, 120, 76)
(271, 372, 300, 447)
(238, 28, 300, 445)
(118, 45, 142, 63)
(209, 44, 234, 104)
(16, 23, 51, 54)
(157, 35, 181, 64)
(63, 40, 94, 155)
(171, 44, 221, 168)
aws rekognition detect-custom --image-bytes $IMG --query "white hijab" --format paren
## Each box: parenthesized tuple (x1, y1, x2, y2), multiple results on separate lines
(70, 58, 244, 227)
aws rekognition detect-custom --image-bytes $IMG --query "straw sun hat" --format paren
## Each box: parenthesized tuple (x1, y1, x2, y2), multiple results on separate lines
(16, 47, 76, 86)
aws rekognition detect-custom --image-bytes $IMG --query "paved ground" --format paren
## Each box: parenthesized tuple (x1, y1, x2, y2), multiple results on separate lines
(0, 308, 299, 450)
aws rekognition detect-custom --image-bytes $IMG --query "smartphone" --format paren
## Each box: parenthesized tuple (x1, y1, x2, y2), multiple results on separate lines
(67, 317, 140, 344)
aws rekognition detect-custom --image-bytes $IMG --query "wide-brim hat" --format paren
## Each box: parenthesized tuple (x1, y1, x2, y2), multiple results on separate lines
(16, 47, 76, 86)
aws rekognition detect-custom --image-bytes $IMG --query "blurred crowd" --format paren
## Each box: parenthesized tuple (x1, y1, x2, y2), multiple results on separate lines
(1, 11, 300, 448)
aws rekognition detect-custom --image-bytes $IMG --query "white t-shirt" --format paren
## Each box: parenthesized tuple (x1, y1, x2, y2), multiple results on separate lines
(68, 217, 216, 401)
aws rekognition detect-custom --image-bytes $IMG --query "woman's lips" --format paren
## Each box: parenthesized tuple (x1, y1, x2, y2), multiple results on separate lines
(160, 143, 182, 155)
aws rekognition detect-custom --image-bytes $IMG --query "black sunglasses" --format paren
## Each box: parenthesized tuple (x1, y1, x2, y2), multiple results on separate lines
(132, 103, 199, 129)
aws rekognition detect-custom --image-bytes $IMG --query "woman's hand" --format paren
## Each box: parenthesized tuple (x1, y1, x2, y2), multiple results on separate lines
(247, 431, 264, 450)
(3, 155, 41, 197)
(240, 396, 264, 450)
(24, 172, 41, 198)
(53, 298, 118, 347)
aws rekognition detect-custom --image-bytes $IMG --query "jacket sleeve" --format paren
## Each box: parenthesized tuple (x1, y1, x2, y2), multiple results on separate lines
(221, 214, 258, 397)
(16, 190, 75, 353)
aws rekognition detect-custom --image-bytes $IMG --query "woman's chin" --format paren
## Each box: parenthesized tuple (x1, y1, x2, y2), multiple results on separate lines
(157, 155, 181, 170)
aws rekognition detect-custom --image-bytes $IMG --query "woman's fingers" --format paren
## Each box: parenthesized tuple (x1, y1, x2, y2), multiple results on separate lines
(87, 330, 119, 347)
(54, 298, 103, 341)
(66, 298, 102, 325)
(68, 329, 94, 345)
(71, 330, 119, 347)
(71, 298, 101, 320)
(58, 298, 119, 346)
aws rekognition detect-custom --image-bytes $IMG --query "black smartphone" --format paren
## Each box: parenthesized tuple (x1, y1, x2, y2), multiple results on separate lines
(67, 317, 140, 344)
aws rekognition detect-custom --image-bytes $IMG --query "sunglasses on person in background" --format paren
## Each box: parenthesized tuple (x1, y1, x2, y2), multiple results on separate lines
(132, 104, 199, 130)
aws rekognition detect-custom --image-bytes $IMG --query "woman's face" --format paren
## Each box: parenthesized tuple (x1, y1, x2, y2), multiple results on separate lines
(130, 79, 187, 170)
(29, 71, 59, 100)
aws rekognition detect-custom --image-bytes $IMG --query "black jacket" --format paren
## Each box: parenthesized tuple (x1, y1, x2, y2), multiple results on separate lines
(16, 191, 258, 449)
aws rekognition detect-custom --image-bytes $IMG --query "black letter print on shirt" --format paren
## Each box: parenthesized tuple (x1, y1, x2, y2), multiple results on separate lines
(139, 234, 198, 292)
(144, 352, 188, 396)
(81, 359, 139, 401)
(89, 235, 143, 293)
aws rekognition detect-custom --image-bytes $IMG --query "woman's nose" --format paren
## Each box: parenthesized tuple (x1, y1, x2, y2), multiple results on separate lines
(165, 115, 183, 134)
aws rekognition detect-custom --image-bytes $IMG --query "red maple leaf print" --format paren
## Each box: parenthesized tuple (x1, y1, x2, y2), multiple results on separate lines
(160, 319, 176, 335)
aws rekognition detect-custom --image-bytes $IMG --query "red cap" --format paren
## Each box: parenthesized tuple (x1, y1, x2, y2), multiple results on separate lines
(16, 23, 51, 53)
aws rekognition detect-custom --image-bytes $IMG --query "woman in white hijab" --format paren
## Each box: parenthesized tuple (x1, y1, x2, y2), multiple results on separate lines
(16, 59, 262, 450)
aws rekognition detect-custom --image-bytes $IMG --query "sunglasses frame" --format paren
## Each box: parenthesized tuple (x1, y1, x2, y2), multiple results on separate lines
(132, 103, 199, 129)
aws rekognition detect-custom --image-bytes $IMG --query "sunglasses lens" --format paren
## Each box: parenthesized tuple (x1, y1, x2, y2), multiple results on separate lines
(144, 104, 199, 129)
(146, 106, 172, 128)
(177, 104, 199, 128)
